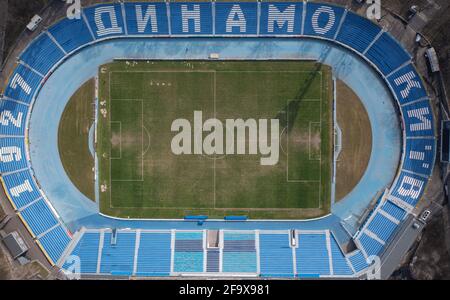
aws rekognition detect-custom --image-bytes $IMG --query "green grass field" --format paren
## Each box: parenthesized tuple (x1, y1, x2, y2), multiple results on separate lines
(97, 60, 332, 219)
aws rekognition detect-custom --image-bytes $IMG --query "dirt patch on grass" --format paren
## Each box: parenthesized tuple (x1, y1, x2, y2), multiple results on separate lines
(335, 80, 372, 201)
(58, 78, 95, 201)
(110, 132, 121, 148)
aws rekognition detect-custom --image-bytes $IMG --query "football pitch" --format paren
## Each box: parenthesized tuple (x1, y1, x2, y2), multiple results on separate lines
(97, 60, 333, 219)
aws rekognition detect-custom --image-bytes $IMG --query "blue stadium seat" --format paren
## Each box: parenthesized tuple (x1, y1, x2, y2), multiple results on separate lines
(329, 235, 353, 276)
(124, 2, 169, 35)
(389, 171, 427, 207)
(367, 213, 398, 242)
(20, 199, 58, 237)
(259, 2, 303, 35)
(336, 11, 381, 53)
(222, 232, 257, 273)
(48, 17, 94, 53)
(388, 64, 428, 105)
(136, 232, 171, 276)
(39, 225, 71, 264)
(83, 4, 125, 39)
(348, 250, 368, 273)
(100, 232, 136, 275)
(403, 138, 435, 176)
(170, 2, 213, 35)
(259, 233, 294, 277)
(222, 252, 257, 273)
(365, 32, 411, 75)
(402, 99, 434, 138)
(303, 2, 345, 39)
(359, 232, 384, 257)
(215, 2, 258, 35)
(63, 232, 100, 274)
(381, 201, 407, 221)
(296, 233, 330, 276)
(206, 249, 220, 272)
(0, 100, 28, 136)
(173, 231, 204, 273)
(19, 33, 65, 75)
(4, 64, 42, 103)
(2, 169, 41, 209)
(0, 137, 28, 173)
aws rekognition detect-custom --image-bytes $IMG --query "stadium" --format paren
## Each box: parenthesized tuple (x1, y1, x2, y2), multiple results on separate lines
(0, 0, 445, 280)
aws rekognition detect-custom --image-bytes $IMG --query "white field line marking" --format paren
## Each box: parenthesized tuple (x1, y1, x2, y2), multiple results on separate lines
(109, 99, 144, 182)
(105, 69, 326, 211)
(309, 122, 321, 161)
(110, 121, 122, 159)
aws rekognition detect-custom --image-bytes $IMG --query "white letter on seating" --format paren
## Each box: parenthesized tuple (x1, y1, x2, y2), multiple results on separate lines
(407, 108, 432, 132)
(10, 180, 33, 197)
(226, 5, 246, 33)
(267, 4, 296, 33)
(181, 5, 201, 33)
(171, 118, 192, 155)
(10, 74, 32, 95)
(393, 71, 421, 100)
(397, 176, 424, 200)
(135, 5, 158, 33)
(0, 111, 23, 128)
(94, 6, 123, 36)
(0, 146, 22, 163)
(312, 6, 336, 35)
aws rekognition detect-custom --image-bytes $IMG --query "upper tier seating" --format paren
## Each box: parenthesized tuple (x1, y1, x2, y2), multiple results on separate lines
(359, 232, 384, 257)
(173, 231, 204, 273)
(2, 169, 41, 209)
(388, 64, 428, 105)
(0, 100, 28, 136)
(259, 2, 303, 35)
(19, 33, 65, 75)
(38, 225, 71, 264)
(296, 233, 330, 276)
(0, 137, 28, 173)
(402, 100, 434, 138)
(381, 200, 407, 221)
(389, 171, 427, 207)
(136, 232, 171, 276)
(48, 17, 94, 53)
(329, 234, 353, 276)
(348, 250, 368, 273)
(303, 2, 346, 39)
(367, 212, 399, 242)
(100, 232, 136, 275)
(403, 138, 435, 177)
(83, 4, 125, 39)
(215, 2, 258, 35)
(365, 32, 411, 75)
(4, 64, 42, 104)
(170, 2, 213, 35)
(259, 233, 294, 277)
(20, 198, 59, 237)
(222, 232, 257, 273)
(124, 2, 170, 35)
(62, 232, 100, 274)
(336, 11, 381, 53)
